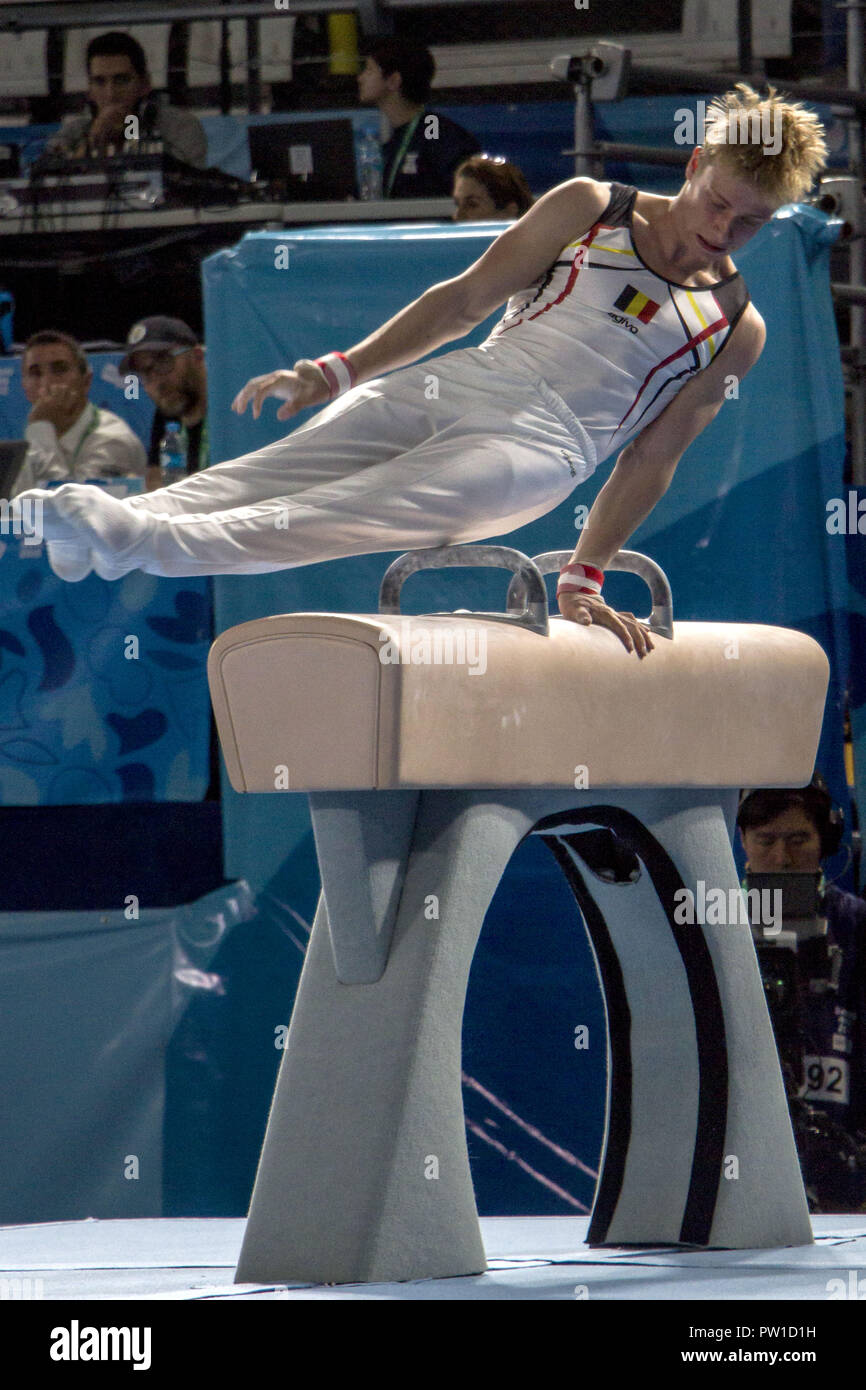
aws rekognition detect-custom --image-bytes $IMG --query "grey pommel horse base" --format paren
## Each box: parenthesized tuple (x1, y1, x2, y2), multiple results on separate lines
(207, 544, 830, 1286)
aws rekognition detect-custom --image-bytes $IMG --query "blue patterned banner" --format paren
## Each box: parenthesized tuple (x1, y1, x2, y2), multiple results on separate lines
(0, 537, 211, 804)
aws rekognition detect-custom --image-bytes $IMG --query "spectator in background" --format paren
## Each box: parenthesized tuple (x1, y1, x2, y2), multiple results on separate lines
(737, 777, 866, 1210)
(358, 37, 480, 198)
(12, 330, 146, 497)
(121, 317, 208, 491)
(45, 31, 207, 168)
(452, 155, 534, 222)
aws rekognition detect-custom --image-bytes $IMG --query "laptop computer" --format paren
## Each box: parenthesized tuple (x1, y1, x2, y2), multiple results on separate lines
(248, 119, 358, 200)
(0, 440, 28, 499)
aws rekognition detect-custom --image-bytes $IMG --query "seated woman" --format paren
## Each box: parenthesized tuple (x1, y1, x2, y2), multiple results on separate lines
(452, 154, 534, 222)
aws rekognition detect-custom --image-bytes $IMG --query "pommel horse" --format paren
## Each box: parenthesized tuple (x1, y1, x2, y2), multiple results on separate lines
(207, 545, 829, 1285)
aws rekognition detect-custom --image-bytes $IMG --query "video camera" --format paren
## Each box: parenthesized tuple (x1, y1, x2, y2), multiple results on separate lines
(745, 870, 865, 1211)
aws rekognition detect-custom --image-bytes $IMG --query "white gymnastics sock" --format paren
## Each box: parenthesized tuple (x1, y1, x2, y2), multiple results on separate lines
(15, 488, 84, 542)
(91, 547, 145, 582)
(45, 540, 94, 583)
(26, 483, 156, 559)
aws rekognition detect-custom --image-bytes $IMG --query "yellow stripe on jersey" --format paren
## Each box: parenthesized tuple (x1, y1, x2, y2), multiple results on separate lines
(685, 290, 718, 358)
(584, 243, 637, 258)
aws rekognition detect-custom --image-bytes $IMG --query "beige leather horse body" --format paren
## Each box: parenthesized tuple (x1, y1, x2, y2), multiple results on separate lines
(207, 546, 828, 1285)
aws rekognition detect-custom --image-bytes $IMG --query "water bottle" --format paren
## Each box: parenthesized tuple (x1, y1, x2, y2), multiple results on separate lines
(358, 130, 383, 201)
(159, 421, 186, 486)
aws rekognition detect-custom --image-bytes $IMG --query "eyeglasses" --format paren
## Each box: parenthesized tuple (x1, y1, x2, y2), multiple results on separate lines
(131, 347, 192, 379)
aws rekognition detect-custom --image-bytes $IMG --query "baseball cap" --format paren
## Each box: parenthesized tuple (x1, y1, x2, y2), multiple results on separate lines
(121, 316, 199, 372)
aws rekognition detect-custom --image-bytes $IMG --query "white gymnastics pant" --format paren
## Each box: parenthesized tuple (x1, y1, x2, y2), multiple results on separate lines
(43, 348, 600, 579)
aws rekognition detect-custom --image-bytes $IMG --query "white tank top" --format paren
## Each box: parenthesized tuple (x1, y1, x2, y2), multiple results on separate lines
(478, 181, 750, 465)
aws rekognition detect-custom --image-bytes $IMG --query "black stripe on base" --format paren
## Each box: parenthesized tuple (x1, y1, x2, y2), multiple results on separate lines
(542, 835, 632, 1243)
(533, 804, 729, 1245)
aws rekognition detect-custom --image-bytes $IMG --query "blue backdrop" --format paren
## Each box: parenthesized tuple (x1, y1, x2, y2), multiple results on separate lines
(200, 206, 855, 1213)
(0, 545, 211, 805)
(0, 353, 211, 805)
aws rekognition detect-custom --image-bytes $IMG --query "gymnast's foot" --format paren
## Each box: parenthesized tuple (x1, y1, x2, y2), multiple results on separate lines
(21, 484, 155, 578)
(90, 547, 147, 582)
(45, 540, 94, 583)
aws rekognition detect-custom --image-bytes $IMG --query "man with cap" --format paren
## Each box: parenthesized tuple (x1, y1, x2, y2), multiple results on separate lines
(121, 317, 208, 491)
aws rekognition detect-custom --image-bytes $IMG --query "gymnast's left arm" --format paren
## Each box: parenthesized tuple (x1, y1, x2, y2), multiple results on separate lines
(558, 305, 766, 656)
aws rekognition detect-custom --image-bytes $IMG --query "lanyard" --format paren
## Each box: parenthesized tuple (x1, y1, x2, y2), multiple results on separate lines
(385, 111, 423, 196)
(180, 416, 209, 470)
(68, 403, 100, 469)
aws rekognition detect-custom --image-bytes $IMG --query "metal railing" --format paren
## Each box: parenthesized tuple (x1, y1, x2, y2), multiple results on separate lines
(0, 0, 525, 30)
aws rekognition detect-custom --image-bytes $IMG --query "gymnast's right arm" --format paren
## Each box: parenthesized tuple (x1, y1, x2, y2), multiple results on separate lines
(232, 177, 611, 421)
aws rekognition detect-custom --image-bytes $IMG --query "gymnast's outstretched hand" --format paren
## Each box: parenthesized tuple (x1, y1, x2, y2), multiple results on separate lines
(232, 360, 332, 422)
(557, 590, 654, 660)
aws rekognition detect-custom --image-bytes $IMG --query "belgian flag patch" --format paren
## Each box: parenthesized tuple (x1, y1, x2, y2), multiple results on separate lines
(614, 284, 661, 324)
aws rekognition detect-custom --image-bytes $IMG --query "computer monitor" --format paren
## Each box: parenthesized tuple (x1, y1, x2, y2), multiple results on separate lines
(0, 440, 28, 499)
(248, 119, 358, 201)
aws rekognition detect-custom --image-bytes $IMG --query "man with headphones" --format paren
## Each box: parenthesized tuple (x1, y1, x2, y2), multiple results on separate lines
(46, 31, 207, 169)
(737, 775, 866, 1210)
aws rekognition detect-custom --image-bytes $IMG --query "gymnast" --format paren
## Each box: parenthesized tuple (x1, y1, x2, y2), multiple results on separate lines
(20, 83, 826, 659)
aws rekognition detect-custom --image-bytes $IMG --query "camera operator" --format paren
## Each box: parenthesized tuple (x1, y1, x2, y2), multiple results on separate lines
(737, 775, 866, 1211)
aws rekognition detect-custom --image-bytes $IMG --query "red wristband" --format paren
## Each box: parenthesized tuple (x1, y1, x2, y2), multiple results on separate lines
(556, 561, 604, 598)
(314, 352, 357, 399)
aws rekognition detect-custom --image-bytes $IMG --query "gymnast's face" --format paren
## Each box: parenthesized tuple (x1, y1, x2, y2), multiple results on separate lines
(678, 150, 778, 259)
(739, 807, 823, 873)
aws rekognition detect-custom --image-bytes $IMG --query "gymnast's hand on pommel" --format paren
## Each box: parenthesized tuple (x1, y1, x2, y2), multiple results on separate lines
(231, 360, 331, 422)
(557, 590, 655, 660)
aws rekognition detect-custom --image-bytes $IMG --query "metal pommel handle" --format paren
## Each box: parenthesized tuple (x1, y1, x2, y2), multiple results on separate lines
(506, 549, 674, 640)
(378, 544, 550, 635)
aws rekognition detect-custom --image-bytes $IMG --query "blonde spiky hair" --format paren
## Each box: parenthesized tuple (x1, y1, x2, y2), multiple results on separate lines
(699, 82, 829, 205)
